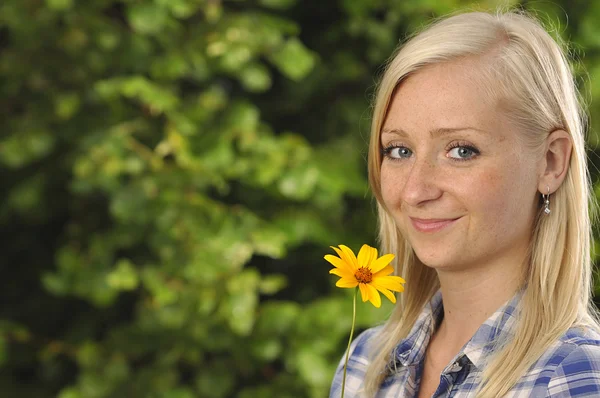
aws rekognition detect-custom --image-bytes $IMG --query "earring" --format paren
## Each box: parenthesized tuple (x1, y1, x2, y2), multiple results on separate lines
(542, 186, 551, 215)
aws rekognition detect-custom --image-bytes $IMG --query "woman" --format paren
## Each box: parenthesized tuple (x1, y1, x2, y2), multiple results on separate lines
(330, 10, 600, 397)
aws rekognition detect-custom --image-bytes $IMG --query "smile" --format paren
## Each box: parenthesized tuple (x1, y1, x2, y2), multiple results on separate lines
(409, 217, 461, 233)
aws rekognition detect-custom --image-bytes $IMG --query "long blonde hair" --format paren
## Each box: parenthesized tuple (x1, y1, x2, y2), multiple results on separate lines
(364, 10, 599, 397)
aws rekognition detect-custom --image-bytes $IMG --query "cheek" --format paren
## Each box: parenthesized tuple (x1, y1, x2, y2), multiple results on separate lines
(380, 165, 404, 208)
(470, 163, 536, 233)
(468, 168, 506, 209)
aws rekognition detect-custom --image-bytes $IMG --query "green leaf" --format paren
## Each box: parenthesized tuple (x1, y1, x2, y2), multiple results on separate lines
(95, 76, 180, 113)
(259, 0, 297, 10)
(157, 306, 187, 329)
(219, 45, 253, 72)
(7, 176, 44, 215)
(151, 53, 190, 80)
(251, 226, 288, 258)
(225, 101, 260, 134)
(142, 269, 179, 307)
(278, 165, 320, 200)
(198, 287, 218, 315)
(127, 4, 170, 35)
(54, 92, 81, 120)
(46, 0, 74, 11)
(155, 0, 198, 18)
(225, 269, 260, 335)
(42, 272, 69, 296)
(106, 259, 139, 291)
(240, 63, 272, 92)
(0, 130, 55, 168)
(295, 348, 331, 388)
(195, 360, 235, 398)
(57, 388, 81, 398)
(269, 38, 317, 81)
(76, 341, 101, 368)
(255, 301, 300, 335)
(250, 338, 282, 361)
(259, 274, 287, 295)
(162, 388, 196, 398)
(0, 334, 6, 366)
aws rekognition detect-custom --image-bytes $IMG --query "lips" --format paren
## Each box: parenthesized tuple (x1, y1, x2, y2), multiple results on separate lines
(409, 217, 460, 233)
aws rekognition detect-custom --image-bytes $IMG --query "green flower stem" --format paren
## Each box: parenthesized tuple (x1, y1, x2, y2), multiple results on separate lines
(341, 287, 358, 398)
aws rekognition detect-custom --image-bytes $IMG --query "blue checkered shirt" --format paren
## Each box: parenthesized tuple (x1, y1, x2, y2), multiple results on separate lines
(330, 291, 600, 397)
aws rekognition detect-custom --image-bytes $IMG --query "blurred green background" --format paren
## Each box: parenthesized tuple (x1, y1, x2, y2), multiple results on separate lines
(2, 0, 600, 397)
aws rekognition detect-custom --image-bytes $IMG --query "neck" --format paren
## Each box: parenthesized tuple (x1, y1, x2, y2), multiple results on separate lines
(433, 259, 524, 352)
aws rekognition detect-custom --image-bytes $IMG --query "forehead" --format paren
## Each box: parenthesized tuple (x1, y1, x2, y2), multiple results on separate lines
(381, 59, 504, 140)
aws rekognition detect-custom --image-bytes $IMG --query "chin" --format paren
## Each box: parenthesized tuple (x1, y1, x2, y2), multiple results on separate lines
(416, 257, 448, 270)
(412, 248, 455, 269)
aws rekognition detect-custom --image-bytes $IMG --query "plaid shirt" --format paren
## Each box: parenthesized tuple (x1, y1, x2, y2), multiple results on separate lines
(330, 291, 600, 397)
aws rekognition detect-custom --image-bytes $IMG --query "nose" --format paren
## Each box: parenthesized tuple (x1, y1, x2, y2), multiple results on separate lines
(401, 156, 443, 207)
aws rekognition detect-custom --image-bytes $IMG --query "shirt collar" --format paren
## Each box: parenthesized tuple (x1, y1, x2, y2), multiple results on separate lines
(389, 289, 522, 371)
(390, 290, 443, 369)
(461, 290, 521, 369)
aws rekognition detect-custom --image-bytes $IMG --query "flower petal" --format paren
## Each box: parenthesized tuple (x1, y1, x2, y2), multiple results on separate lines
(373, 265, 395, 278)
(369, 246, 379, 264)
(358, 283, 369, 302)
(329, 268, 355, 280)
(331, 246, 357, 271)
(371, 275, 405, 292)
(370, 253, 395, 274)
(386, 275, 406, 284)
(357, 244, 375, 268)
(338, 245, 358, 267)
(324, 254, 355, 274)
(370, 282, 397, 304)
(336, 278, 358, 288)
(363, 283, 382, 308)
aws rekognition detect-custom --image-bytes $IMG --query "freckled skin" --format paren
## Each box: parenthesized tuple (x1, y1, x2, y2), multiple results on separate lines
(380, 59, 541, 273)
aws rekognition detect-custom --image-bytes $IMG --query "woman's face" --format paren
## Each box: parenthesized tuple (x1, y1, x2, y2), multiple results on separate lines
(380, 60, 542, 272)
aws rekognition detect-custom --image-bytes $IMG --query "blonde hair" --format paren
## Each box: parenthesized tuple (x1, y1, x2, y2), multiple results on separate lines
(364, 10, 600, 397)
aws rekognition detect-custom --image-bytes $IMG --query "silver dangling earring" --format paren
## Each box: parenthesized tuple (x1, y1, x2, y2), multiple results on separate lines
(542, 186, 551, 215)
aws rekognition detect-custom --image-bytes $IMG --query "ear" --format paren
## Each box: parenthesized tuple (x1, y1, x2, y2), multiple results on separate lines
(538, 129, 572, 194)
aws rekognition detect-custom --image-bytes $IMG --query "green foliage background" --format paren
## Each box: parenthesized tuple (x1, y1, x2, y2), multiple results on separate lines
(2, 0, 600, 397)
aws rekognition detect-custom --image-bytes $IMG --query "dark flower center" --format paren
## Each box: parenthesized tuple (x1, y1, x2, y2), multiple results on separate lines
(354, 267, 373, 284)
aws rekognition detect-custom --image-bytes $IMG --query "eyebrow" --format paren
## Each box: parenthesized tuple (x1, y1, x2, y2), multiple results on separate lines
(381, 127, 488, 137)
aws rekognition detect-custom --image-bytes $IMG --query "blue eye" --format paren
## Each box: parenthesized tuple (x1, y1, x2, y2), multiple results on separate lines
(383, 146, 412, 160)
(448, 145, 479, 160)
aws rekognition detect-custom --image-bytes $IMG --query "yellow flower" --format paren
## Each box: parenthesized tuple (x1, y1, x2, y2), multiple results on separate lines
(325, 244, 405, 308)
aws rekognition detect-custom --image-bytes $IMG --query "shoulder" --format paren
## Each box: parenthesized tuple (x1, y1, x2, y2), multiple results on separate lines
(348, 325, 383, 364)
(539, 326, 600, 397)
(329, 326, 383, 398)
